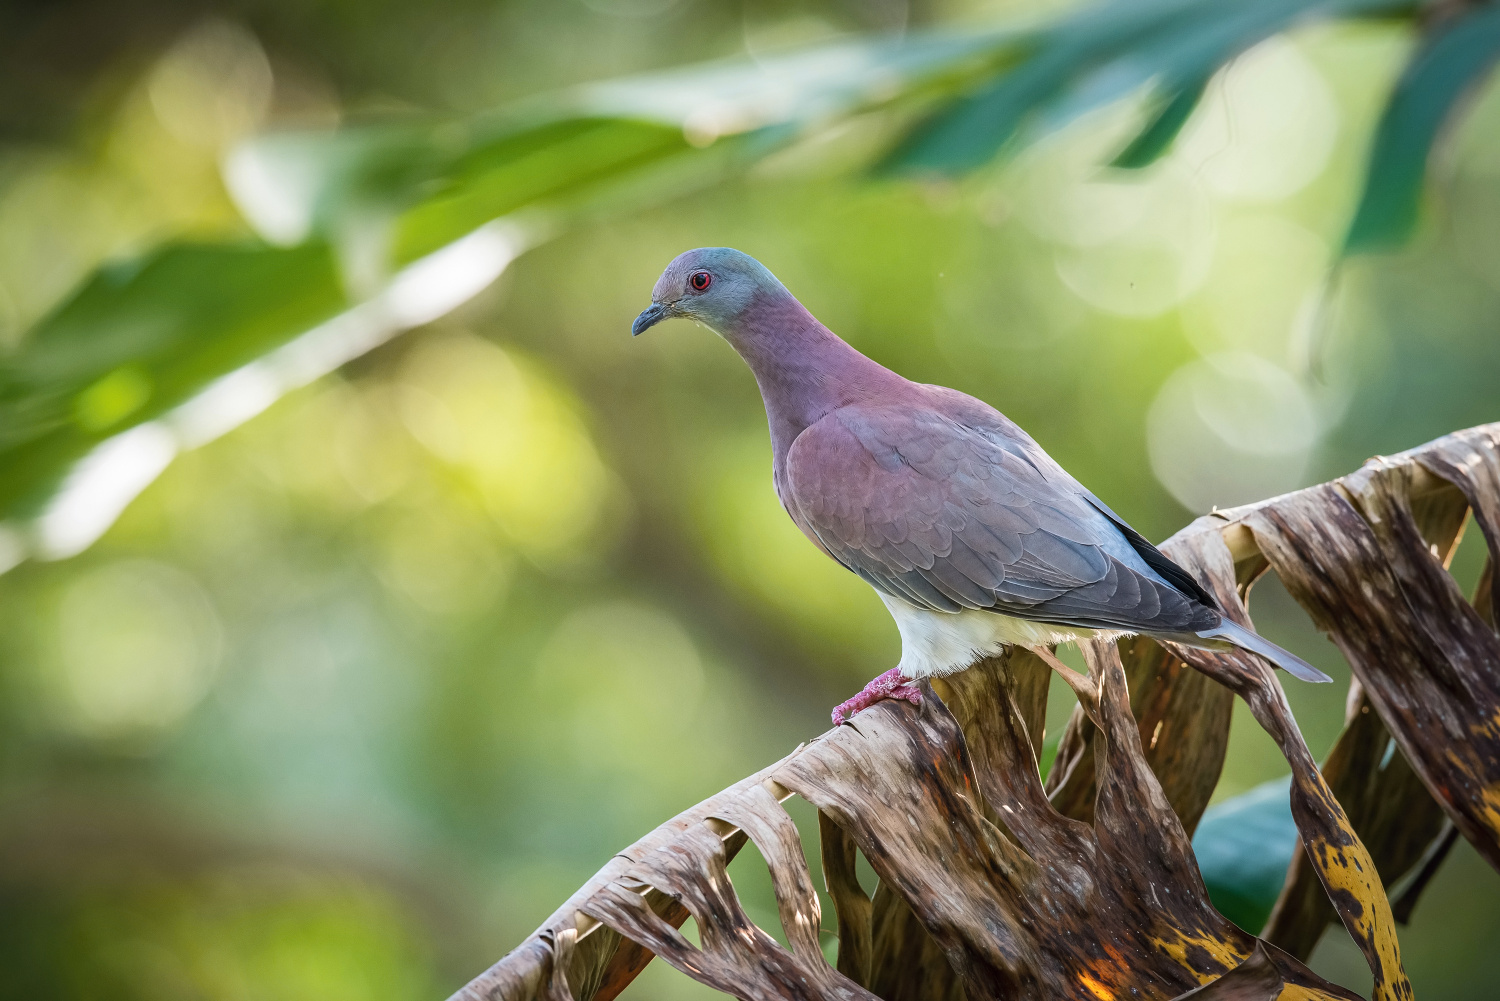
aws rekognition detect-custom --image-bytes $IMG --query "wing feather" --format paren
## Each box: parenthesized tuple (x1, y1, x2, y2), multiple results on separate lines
(783, 403, 1218, 635)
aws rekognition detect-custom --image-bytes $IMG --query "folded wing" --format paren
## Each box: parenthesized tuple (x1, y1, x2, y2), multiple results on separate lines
(782, 404, 1219, 636)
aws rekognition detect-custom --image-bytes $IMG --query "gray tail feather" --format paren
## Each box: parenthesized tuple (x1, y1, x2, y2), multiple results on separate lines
(1195, 619, 1333, 684)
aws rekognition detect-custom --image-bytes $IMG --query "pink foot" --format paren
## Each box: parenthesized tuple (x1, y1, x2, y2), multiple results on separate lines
(831, 668, 923, 726)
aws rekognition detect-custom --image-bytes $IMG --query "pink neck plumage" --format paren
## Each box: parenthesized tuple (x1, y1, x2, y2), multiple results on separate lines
(722, 289, 905, 463)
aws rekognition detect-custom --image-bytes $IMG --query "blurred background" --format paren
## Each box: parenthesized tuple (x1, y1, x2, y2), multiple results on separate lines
(0, 0, 1498, 998)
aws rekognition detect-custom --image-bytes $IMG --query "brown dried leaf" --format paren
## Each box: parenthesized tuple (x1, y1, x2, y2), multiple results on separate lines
(461, 643, 1358, 1001)
(867, 884, 965, 1001)
(1046, 570, 1235, 832)
(817, 810, 872, 987)
(1419, 426, 1500, 628)
(1262, 682, 1446, 958)
(581, 786, 872, 1001)
(1253, 482, 1471, 958)
(779, 646, 1358, 1001)
(1157, 527, 1411, 1001)
(1244, 455, 1500, 872)
(450, 762, 789, 1001)
(1170, 941, 1283, 1000)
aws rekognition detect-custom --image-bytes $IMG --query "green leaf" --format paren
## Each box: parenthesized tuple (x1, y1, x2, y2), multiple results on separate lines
(1111, 76, 1209, 168)
(0, 241, 346, 519)
(1192, 778, 1297, 935)
(391, 117, 692, 265)
(231, 30, 1014, 272)
(231, 115, 689, 265)
(1343, 6, 1500, 255)
(884, 0, 1412, 174)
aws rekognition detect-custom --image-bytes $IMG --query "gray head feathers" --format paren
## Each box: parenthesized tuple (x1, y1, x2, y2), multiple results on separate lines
(632, 248, 789, 337)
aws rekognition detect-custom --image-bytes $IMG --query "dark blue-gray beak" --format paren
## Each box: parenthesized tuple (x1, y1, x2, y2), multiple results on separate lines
(632, 303, 668, 337)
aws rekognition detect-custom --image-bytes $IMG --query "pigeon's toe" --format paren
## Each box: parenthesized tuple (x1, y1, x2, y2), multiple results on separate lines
(832, 668, 922, 725)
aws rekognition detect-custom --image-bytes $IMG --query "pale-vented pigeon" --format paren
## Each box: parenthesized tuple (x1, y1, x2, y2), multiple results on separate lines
(632, 248, 1330, 725)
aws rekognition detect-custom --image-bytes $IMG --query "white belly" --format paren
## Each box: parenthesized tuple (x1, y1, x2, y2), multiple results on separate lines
(879, 593, 1125, 678)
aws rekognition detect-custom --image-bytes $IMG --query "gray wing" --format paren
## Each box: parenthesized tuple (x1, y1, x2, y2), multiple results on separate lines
(781, 404, 1220, 635)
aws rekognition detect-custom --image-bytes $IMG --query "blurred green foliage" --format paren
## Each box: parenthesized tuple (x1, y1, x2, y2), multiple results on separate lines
(1, 2, 1500, 1000)
(1, 241, 346, 517)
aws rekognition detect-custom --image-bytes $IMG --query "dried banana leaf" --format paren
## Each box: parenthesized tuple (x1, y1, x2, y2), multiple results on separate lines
(458, 645, 1357, 1001)
(1243, 430, 1500, 874)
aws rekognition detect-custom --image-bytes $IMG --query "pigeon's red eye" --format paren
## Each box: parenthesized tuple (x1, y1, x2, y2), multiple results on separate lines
(689, 271, 712, 292)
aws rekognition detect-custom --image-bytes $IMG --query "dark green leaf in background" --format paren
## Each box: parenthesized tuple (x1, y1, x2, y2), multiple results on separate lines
(1111, 76, 1210, 168)
(1193, 778, 1298, 935)
(882, 0, 1413, 174)
(1343, 5, 1500, 254)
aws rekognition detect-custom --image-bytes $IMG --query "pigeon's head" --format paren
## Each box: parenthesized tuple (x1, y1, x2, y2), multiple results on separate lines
(632, 247, 784, 337)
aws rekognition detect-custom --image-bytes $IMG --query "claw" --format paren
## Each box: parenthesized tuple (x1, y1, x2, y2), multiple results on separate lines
(832, 668, 923, 725)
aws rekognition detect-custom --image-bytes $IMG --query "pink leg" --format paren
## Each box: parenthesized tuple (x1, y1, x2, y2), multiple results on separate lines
(831, 668, 923, 726)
